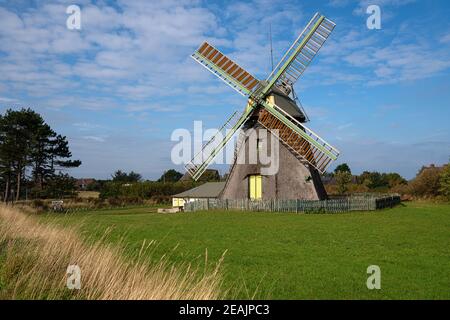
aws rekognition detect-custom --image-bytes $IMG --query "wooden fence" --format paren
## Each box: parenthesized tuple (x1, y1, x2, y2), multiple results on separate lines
(184, 194, 400, 214)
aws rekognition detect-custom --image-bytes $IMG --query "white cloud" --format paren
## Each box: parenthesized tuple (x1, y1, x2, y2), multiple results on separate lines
(73, 122, 103, 131)
(328, 0, 352, 7)
(353, 0, 416, 16)
(0, 1, 228, 107)
(82, 135, 106, 143)
(304, 23, 450, 87)
(337, 123, 353, 130)
(0, 96, 17, 102)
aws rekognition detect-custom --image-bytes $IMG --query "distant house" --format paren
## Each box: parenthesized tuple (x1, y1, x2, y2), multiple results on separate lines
(172, 182, 225, 208)
(76, 178, 95, 190)
(418, 164, 446, 175)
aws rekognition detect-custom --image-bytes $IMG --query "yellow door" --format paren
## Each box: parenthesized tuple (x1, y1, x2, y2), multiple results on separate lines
(256, 175, 262, 199)
(249, 175, 262, 199)
(249, 176, 255, 199)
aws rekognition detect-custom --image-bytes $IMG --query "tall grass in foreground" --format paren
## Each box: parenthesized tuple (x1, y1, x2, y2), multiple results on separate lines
(0, 205, 223, 299)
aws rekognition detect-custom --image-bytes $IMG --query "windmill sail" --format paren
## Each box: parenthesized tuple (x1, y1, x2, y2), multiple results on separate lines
(192, 42, 260, 96)
(185, 106, 255, 181)
(258, 100, 339, 173)
(186, 13, 339, 180)
(261, 13, 335, 96)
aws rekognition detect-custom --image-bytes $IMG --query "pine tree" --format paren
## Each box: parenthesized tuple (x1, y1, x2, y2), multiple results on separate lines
(0, 108, 81, 201)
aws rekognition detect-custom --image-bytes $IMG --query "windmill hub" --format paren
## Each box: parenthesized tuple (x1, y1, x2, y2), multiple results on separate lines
(185, 12, 340, 200)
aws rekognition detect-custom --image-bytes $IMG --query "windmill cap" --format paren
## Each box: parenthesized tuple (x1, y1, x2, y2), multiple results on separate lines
(267, 87, 306, 121)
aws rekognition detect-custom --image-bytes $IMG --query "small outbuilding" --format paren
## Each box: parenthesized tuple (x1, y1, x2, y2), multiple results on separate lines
(172, 182, 225, 208)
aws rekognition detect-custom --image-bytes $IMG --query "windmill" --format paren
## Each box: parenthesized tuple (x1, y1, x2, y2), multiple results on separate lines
(185, 13, 340, 200)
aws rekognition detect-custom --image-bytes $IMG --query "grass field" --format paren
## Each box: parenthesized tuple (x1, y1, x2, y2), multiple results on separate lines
(38, 201, 450, 299)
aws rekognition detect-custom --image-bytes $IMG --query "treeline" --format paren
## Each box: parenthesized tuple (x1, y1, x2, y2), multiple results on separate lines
(100, 181, 199, 204)
(0, 108, 81, 201)
(90, 163, 450, 205)
(88, 169, 208, 204)
(327, 162, 450, 201)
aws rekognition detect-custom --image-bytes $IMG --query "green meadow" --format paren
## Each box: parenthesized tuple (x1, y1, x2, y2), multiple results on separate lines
(39, 202, 450, 299)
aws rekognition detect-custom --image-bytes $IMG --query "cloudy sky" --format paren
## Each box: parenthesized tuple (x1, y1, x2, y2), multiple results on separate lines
(0, 0, 449, 180)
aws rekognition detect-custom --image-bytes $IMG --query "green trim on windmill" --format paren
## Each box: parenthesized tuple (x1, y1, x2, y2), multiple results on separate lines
(260, 15, 325, 96)
(192, 51, 252, 96)
(191, 105, 256, 180)
(261, 100, 337, 160)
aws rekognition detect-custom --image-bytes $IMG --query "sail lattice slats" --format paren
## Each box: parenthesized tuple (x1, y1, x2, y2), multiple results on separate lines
(257, 102, 339, 173)
(185, 107, 254, 181)
(192, 42, 260, 96)
(262, 13, 335, 95)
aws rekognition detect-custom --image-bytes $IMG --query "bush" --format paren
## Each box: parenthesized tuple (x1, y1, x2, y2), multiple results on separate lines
(409, 165, 443, 198)
(390, 183, 411, 200)
(31, 199, 49, 211)
(439, 164, 450, 201)
(87, 197, 104, 206)
(335, 171, 352, 195)
(99, 181, 199, 202)
(150, 195, 171, 204)
(107, 196, 144, 207)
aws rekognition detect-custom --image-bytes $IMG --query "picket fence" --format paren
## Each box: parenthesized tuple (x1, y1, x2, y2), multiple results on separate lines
(184, 194, 400, 214)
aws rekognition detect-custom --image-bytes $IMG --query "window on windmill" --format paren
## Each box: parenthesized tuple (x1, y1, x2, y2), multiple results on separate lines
(249, 175, 262, 200)
(256, 138, 261, 150)
(305, 175, 312, 182)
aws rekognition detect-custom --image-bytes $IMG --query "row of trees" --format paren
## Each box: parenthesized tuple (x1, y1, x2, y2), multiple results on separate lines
(99, 180, 199, 203)
(81, 169, 221, 203)
(94, 169, 197, 201)
(329, 162, 450, 200)
(86, 169, 221, 192)
(327, 163, 408, 195)
(0, 108, 81, 201)
(91, 163, 450, 202)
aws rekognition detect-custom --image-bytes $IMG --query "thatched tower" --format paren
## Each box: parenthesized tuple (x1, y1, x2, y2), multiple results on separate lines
(220, 89, 327, 200)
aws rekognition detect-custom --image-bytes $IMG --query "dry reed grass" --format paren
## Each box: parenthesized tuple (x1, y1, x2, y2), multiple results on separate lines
(0, 205, 223, 299)
(77, 191, 100, 199)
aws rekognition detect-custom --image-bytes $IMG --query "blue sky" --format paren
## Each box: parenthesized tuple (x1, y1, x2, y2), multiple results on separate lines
(0, 0, 449, 180)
